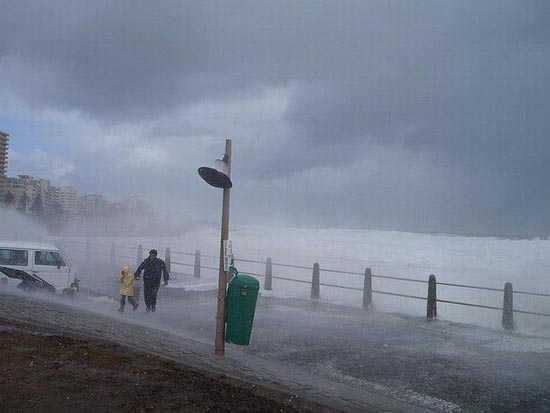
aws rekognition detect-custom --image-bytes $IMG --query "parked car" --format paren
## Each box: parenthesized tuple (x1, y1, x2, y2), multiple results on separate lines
(0, 240, 79, 295)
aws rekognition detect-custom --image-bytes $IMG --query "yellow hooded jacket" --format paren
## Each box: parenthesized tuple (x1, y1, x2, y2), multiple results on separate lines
(119, 266, 139, 296)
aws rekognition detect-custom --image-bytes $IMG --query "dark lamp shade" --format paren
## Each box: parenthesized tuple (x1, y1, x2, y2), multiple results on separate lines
(198, 167, 233, 189)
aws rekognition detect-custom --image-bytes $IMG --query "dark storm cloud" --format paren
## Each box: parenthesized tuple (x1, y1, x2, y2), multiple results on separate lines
(1, 1, 213, 119)
(2, 1, 550, 236)
(2, 1, 542, 124)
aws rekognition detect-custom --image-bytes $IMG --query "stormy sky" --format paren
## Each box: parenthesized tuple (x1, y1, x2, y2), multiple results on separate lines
(1, 1, 549, 237)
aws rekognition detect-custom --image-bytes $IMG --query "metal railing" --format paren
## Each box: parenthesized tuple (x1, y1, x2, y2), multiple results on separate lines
(53, 239, 550, 329)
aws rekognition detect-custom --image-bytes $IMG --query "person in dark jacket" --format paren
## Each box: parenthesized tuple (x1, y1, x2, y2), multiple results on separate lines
(134, 249, 169, 312)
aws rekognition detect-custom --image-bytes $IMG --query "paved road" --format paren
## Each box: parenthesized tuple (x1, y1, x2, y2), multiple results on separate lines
(2, 279, 550, 412)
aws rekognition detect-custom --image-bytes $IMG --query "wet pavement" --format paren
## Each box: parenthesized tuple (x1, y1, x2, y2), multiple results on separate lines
(0, 287, 430, 413)
(155, 287, 550, 412)
(2, 279, 550, 412)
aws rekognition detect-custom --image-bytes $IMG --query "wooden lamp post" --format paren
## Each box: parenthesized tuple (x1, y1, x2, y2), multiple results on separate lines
(198, 139, 232, 356)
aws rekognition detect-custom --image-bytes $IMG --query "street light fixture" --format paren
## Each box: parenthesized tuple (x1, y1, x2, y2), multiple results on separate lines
(198, 154, 232, 189)
(198, 139, 232, 356)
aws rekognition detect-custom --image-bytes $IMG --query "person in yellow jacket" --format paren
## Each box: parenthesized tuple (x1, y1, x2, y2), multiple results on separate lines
(118, 266, 140, 312)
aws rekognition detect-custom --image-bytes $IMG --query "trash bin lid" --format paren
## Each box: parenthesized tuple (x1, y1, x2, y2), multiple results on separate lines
(230, 274, 259, 290)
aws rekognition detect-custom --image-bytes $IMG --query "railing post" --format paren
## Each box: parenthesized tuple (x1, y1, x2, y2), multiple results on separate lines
(194, 250, 201, 278)
(85, 239, 91, 268)
(137, 244, 143, 266)
(427, 274, 437, 320)
(502, 282, 514, 330)
(363, 267, 372, 309)
(165, 246, 171, 273)
(264, 257, 272, 290)
(311, 262, 320, 299)
(110, 242, 116, 267)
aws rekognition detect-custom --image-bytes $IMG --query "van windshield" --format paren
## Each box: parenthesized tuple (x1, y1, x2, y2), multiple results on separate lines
(0, 249, 29, 266)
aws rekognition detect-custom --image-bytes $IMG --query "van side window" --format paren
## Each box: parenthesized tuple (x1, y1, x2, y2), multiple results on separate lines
(0, 249, 29, 266)
(35, 251, 66, 267)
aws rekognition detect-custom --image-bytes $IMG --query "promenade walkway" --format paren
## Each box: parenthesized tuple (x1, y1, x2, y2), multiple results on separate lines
(0, 288, 430, 413)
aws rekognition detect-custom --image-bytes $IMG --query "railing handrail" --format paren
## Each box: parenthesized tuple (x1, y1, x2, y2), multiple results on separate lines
(60, 239, 550, 307)
(170, 250, 196, 257)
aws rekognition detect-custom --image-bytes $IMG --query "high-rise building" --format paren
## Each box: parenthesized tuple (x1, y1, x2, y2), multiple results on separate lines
(0, 131, 8, 176)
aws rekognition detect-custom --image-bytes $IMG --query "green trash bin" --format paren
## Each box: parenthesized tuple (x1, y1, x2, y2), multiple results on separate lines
(225, 274, 259, 345)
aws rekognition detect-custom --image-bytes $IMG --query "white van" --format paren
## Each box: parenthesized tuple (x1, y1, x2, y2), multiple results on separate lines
(0, 240, 79, 294)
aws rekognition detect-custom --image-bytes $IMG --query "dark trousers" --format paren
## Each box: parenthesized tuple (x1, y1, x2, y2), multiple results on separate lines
(120, 295, 137, 307)
(144, 282, 160, 309)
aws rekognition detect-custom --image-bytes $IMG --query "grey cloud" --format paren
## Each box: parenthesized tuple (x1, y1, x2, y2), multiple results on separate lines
(3, 1, 540, 122)
(2, 1, 550, 236)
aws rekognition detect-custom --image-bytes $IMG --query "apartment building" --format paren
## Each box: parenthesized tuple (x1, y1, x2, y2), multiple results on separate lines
(122, 195, 154, 214)
(0, 175, 28, 210)
(53, 186, 79, 215)
(77, 193, 110, 215)
(0, 175, 55, 212)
